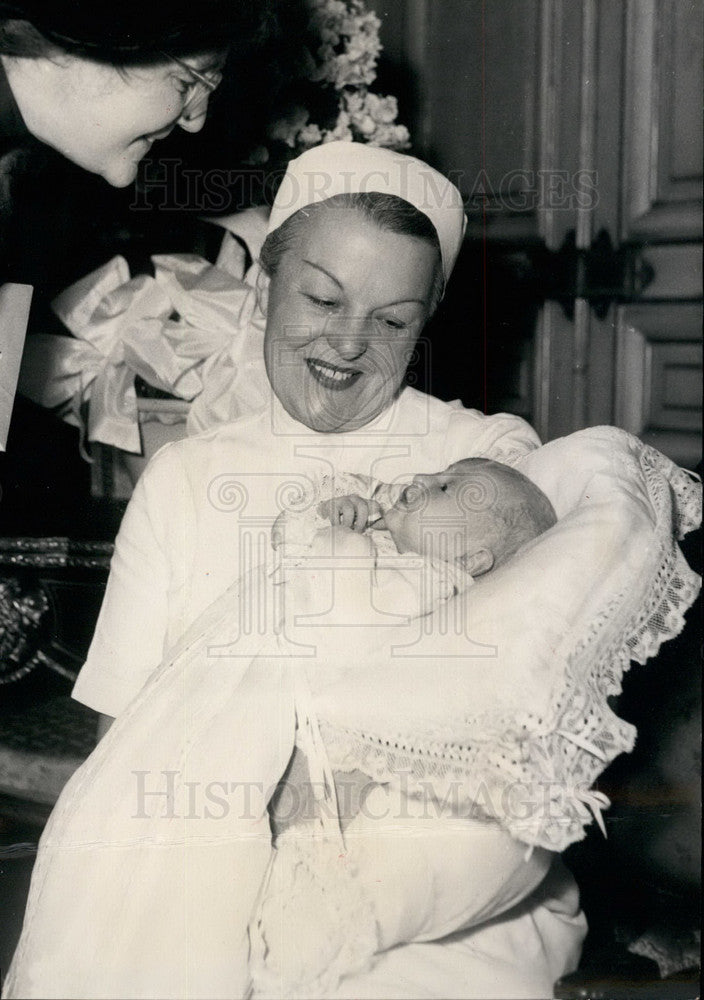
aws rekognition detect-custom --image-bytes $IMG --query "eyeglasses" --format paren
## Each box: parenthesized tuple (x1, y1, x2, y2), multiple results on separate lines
(163, 52, 223, 112)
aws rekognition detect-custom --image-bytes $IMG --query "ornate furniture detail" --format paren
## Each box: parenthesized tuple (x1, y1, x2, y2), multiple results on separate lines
(0, 537, 112, 819)
(0, 537, 112, 685)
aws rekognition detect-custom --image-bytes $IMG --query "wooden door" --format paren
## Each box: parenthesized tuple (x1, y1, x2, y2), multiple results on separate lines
(535, 0, 702, 467)
(372, 0, 702, 465)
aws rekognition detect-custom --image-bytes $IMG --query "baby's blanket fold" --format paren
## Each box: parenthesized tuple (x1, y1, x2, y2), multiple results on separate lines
(308, 428, 701, 848)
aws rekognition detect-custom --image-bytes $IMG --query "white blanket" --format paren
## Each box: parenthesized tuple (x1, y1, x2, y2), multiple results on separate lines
(5, 427, 700, 1000)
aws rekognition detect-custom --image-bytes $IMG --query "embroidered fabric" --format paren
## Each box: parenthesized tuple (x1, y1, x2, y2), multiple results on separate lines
(249, 830, 380, 998)
(314, 431, 701, 851)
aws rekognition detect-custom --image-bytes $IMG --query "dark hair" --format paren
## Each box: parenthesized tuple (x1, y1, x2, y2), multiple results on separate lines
(259, 191, 445, 312)
(0, 0, 280, 64)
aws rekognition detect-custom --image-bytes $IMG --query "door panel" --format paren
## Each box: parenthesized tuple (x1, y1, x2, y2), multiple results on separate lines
(615, 303, 703, 467)
(623, 0, 703, 240)
(636, 245, 702, 301)
(536, 0, 702, 459)
(615, 0, 703, 465)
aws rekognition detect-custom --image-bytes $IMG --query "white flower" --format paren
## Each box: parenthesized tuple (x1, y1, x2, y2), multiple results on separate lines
(308, 0, 383, 88)
(267, 0, 411, 157)
(332, 52, 377, 87)
(365, 92, 399, 124)
(368, 123, 411, 149)
(343, 90, 366, 115)
(323, 108, 354, 143)
(297, 123, 324, 148)
(356, 114, 376, 137)
(324, 125, 354, 143)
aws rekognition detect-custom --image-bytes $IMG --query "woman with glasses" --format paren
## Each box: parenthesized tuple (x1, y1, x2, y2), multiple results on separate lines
(0, 0, 278, 189)
(0, 0, 283, 296)
(0, 1, 282, 524)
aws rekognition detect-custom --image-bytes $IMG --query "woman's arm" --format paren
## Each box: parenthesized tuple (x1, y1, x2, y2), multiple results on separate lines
(72, 444, 184, 718)
(447, 407, 541, 466)
(343, 783, 551, 949)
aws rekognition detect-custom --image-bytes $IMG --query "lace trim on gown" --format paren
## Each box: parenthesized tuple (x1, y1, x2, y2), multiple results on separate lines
(319, 438, 701, 851)
(249, 829, 379, 999)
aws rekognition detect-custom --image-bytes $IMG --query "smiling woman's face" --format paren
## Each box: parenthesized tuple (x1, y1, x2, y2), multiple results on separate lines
(262, 206, 439, 433)
(7, 50, 226, 186)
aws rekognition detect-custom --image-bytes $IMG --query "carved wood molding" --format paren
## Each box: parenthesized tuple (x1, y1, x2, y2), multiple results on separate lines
(0, 537, 112, 685)
(0, 536, 113, 570)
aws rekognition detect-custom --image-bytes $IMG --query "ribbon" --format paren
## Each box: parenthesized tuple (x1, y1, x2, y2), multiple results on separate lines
(18, 251, 270, 454)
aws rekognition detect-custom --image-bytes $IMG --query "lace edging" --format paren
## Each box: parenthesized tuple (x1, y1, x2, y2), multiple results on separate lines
(320, 443, 702, 852)
(249, 832, 379, 998)
(641, 442, 701, 540)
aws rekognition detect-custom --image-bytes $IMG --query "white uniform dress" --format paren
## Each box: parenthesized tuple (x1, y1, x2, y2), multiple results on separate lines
(7, 388, 587, 1000)
(74, 388, 542, 719)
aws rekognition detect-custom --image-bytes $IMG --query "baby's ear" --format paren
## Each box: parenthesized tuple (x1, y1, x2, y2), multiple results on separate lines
(457, 548, 494, 578)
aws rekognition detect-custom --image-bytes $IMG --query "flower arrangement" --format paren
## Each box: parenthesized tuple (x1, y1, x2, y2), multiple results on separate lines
(263, 0, 410, 157)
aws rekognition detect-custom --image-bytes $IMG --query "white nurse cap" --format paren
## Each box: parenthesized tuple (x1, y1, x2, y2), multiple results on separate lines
(266, 141, 467, 285)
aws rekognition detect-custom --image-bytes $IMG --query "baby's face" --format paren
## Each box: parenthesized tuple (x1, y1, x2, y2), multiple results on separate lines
(384, 460, 499, 564)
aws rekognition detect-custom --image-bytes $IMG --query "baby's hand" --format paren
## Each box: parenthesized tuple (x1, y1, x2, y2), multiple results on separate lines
(318, 494, 383, 533)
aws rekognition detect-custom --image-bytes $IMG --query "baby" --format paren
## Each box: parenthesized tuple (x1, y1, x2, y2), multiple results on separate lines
(320, 455, 557, 581)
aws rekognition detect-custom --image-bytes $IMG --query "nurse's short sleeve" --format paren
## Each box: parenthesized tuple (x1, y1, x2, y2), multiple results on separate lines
(445, 407, 541, 465)
(72, 445, 186, 718)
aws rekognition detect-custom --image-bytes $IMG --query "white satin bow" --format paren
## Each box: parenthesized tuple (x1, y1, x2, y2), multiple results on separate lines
(18, 252, 270, 454)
